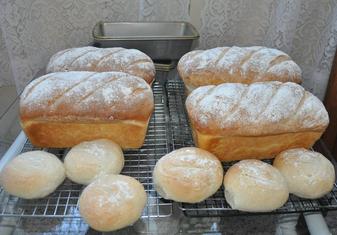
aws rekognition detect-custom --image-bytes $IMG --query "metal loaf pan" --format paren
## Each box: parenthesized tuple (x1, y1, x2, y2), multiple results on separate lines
(92, 21, 199, 60)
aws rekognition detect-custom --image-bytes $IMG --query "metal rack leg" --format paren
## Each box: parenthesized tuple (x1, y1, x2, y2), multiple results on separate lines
(304, 212, 332, 235)
(275, 213, 300, 235)
(0, 131, 26, 171)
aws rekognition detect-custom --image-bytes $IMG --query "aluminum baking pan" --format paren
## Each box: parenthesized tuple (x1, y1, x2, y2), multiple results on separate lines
(92, 21, 199, 60)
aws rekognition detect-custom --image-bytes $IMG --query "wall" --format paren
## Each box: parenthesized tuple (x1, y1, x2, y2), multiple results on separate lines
(0, 28, 14, 87)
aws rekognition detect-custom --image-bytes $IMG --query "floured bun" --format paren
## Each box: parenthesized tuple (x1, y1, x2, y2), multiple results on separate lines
(79, 174, 146, 232)
(224, 159, 289, 212)
(0, 151, 65, 199)
(64, 139, 124, 185)
(273, 148, 335, 199)
(153, 147, 223, 203)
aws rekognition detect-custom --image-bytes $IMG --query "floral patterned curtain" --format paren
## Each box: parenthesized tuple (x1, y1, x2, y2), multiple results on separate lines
(1, 0, 336, 100)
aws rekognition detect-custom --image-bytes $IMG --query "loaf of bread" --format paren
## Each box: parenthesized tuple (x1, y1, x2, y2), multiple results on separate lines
(273, 148, 335, 199)
(79, 174, 146, 232)
(153, 147, 223, 203)
(186, 81, 329, 161)
(46, 46, 155, 84)
(224, 160, 289, 212)
(178, 46, 302, 93)
(20, 71, 154, 148)
(0, 151, 65, 199)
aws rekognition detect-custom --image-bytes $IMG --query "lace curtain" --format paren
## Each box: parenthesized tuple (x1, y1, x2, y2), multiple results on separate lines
(1, 0, 336, 100)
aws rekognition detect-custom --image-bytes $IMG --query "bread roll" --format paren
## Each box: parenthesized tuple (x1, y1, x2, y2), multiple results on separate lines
(224, 160, 289, 212)
(64, 139, 124, 185)
(273, 148, 335, 199)
(46, 46, 155, 84)
(186, 81, 329, 161)
(20, 71, 154, 148)
(79, 174, 146, 232)
(0, 151, 65, 199)
(153, 147, 223, 203)
(178, 46, 302, 93)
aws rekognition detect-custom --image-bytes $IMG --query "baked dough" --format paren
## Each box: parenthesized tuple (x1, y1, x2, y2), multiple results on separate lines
(224, 160, 289, 212)
(153, 147, 223, 203)
(79, 174, 146, 232)
(0, 151, 65, 199)
(273, 148, 335, 199)
(64, 139, 124, 185)
(178, 46, 302, 93)
(186, 81, 329, 161)
(46, 46, 155, 84)
(20, 71, 154, 148)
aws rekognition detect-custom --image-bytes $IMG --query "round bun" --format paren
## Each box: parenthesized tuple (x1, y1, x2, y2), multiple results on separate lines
(273, 148, 335, 199)
(153, 147, 223, 203)
(79, 174, 146, 232)
(224, 160, 289, 212)
(0, 151, 65, 199)
(64, 139, 124, 185)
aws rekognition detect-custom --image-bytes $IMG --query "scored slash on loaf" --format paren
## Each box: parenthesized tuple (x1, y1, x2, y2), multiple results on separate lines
(46, 46, 156, 85)
(19, 71, 154, 148)
(178, 46, 302, 93)
(185, 81, 329, 161)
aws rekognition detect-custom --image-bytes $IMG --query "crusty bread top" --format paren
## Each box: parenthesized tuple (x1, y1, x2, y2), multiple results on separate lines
(20, 71, 154, 122)
(186, 81, 329, 136)
(46, 46, 155, 84)
(178, 46, 302, 89)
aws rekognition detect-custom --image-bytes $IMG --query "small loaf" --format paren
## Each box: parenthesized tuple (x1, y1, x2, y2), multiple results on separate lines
(273, 148, 335, 199)
(20, 71, 154, 148)
(178, 46, 302, 93)
(224, 160, 289, 212)
(46, 46, 155, 84)
(186, 81, 329, 161)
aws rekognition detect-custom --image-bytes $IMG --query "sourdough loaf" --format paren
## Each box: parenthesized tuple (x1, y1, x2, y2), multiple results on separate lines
(46, 46, 155, 84)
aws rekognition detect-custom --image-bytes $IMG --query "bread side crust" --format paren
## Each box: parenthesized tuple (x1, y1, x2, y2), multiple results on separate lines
(192, 128, 323, 161)
(21, 118, 150, 148)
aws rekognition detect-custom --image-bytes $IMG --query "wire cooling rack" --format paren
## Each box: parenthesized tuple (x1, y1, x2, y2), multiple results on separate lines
(0, 81, 172, 218)
(166, 79, 337, 217)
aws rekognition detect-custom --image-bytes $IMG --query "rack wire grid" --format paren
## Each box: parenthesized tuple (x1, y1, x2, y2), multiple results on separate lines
(166, 79, 337, 217)
(0, 81, 173, 218)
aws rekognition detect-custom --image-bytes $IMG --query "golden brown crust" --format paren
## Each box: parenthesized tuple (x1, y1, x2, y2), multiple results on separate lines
(21, 118, 150, 148)
(178, 46, 302, 92)
(192, 128, 323, 161)
(46, 46, 155, 84)
(20, 71, 154, 123)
